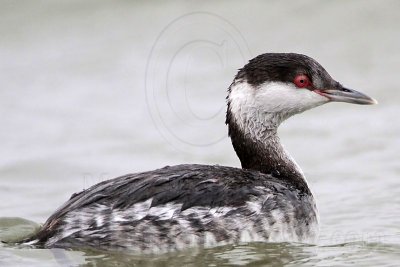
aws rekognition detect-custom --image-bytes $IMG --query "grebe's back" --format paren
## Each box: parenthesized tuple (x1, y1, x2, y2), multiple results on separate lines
(32, 164, 317, 253)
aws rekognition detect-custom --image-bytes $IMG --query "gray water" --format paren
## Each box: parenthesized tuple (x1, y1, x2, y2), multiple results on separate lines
(1, 0, 399, 266)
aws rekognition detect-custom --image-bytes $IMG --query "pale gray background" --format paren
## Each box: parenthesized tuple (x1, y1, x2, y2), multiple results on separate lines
(0, 1, 399, 266)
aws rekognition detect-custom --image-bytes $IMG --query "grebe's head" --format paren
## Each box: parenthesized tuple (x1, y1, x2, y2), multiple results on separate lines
(227, 53, 377, 132)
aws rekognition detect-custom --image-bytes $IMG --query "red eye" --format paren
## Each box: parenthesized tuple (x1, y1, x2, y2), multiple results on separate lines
(294, 74, 311, 88)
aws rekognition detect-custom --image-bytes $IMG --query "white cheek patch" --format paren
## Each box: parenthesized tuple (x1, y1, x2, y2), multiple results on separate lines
(255, 82, 328, 114)
(228, 81, 328, 129)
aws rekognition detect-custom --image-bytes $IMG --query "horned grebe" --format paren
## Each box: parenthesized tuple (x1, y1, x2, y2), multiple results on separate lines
(27, 53, 376, 253)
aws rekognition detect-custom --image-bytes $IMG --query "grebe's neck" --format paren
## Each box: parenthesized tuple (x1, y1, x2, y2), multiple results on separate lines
(227, 114, 309, 191)
(226, 80, 318, 193)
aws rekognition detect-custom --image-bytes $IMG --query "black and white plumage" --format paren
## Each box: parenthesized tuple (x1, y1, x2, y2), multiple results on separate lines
(31, 165, 317, 253)
(26, 53, 376, 253)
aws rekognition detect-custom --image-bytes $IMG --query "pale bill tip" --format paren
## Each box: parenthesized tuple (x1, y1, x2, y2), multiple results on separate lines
(370, 98, 378, 105)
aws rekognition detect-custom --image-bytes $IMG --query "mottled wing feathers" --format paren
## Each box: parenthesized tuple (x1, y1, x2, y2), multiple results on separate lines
(33, 164, 313, 248)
